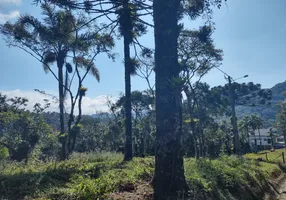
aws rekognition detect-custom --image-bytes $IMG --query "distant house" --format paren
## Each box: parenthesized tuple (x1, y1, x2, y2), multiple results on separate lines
(248, 128, 284, 148)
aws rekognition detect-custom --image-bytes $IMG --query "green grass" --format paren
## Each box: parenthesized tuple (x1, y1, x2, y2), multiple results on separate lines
(0, 152, 283, 200)
(0, 152, 155, 200)
(245, 148, 286, 163)
(185, 155, 281, 199)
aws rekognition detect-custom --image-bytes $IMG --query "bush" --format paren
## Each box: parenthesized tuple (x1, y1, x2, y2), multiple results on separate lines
(0, 146, 9, 160)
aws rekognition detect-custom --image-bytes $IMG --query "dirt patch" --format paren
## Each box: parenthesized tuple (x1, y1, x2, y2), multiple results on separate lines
(109, 182, 153, 200)
(109, 171, 286, 200)
(264, 174, 286, 200)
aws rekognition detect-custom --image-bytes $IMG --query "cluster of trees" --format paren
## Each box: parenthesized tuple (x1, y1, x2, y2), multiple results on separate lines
(0, 0, 275, 199)
(1, 3, 114, 159)
(0, 94, 59, 161)
(238, 114, 264, 152)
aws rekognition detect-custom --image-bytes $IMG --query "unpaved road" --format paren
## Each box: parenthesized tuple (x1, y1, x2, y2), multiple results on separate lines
(264, 174, 286, 200)
(274, 176, 286, 200)
(277, 181, 286, 200)
(278, 193, 286, 200)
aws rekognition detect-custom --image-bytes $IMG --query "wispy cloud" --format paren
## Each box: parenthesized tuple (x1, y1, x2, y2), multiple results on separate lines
(0, 89, 116, 115)
(0, 10, 19, 23)
(0, 0, 21, 5)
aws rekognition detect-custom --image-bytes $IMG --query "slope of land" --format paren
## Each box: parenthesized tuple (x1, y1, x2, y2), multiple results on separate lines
(0, 152, 283, 200)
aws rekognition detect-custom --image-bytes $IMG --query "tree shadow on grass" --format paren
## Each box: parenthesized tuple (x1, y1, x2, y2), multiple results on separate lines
(0, 160, 128, 200)
(0, 167, 89, 199)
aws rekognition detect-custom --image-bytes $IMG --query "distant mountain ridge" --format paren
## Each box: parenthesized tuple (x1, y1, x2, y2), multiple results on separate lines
(236, 80, 286, 125)
(40, 81, 286, 129)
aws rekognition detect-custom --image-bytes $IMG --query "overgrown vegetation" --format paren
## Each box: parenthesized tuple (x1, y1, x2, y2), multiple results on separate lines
(0, 152, 281, 200)
(1, 0, 286, 199)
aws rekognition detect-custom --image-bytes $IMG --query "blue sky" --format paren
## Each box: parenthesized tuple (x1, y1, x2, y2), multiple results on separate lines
(0, 0, 286, 114)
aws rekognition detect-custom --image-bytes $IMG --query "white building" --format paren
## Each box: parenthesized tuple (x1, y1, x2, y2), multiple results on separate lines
(248, 128, 284, 148)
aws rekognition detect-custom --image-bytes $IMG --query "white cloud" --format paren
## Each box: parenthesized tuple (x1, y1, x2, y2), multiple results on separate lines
(0, 0, 21, 5)
(80, 95, 116, 114)
(0, 89, 117, 115)
(0, 10, 20, 23)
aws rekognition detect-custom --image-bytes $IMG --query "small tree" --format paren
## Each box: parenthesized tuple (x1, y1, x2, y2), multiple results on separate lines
(249, 115, 263, 147)
(36, 0, 153, 162)
(0, 3, 114, 159)
(238, 116, 251, 153)
(183, 83, 228, 158)
(178, 26, 224, 158)
(115, 90, 154, 157)
(0, 94, 52, 162)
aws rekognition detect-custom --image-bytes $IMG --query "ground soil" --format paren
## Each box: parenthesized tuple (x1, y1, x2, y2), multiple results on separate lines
(265, 174, 286, 200)
(109, 174, 286, 200)
(109, 182, 153, 200)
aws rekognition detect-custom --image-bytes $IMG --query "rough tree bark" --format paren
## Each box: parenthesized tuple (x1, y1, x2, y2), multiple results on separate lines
(57, 53, 67, 160)
(153, 0, 188, 199)
(123, 0, 133, 161)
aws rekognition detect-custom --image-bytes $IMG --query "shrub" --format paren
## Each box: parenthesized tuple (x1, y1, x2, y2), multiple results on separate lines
(0, 146, 9, 160)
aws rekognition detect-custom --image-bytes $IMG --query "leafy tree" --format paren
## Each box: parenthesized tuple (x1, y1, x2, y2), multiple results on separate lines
(38, 128, 61, 160)
(136, 50, 155, 97)
(115, 90, 154, 157)
(238, 116, 251, 153)
(0, 94, 53, 162)
(214, 82, 272, 107)
(0, 146, 9, 160)
(217, 120, 233, 155)
(1, 5, 76, 146)
(238, 114, 264, 152)
(35, 0, 153, 162)
(276, 100, 286, 148)
(178, 26, 224, 158)
(179, 26, 223, 77)
(268, 128, 276, 148)
(114, 0, 150, 161)
(249, 115, 263, 147)
(0, 3, 114, 159)
(183, 83, 228, 158)
(214, 81, 271, 153)
(74, 115, 112, 152)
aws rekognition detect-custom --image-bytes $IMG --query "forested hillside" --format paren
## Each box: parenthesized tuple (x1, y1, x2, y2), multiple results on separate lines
(236, 80, 286, 127)
(42, 80, 286, 129)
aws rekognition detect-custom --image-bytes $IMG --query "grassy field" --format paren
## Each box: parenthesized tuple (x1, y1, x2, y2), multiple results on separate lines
(0, 152, 283, 200)
(245, 148, 286, 163)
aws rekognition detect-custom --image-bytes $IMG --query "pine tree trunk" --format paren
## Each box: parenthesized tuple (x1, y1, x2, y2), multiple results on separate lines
(201, 129, 206, 157)
(198, 123, 204, 157)
(146, 120, 151, 155)
(193, 131, 199, 159)
(57, 55, 67, 160)
(153, 0, 188, 199)
(184, 89, 198, 158)
(247, 127, 250, 152)
(140, 131, 145, 157)
(192, 124, 199, 159)
(123, 0, 132, 161)
(71, 93, 83, 152)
